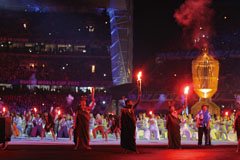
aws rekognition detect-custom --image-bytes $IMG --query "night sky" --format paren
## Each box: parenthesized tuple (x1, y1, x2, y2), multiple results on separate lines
(132, 0, 240, 71)
(133, 0, 183, 68)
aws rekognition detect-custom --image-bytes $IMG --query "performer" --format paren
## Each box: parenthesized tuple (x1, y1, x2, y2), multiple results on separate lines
(120, 85, 141, 153)
(148, 114, 160, 140)
(104, 114, 120, 141)
(58, 116, 69, 138)
(66, 114, 74, 141)
(89, 113, 95, 137)
(196, 105, 211, 146)
(136, 113, 146, 139)
(0, 111, 11, 151)
(31, 113, 43, 137)
(92, 114, 105, 139)
(234, 109, 240, 152)
(73, 87, 95, 150)
(24, 111, 34, 137)
(13, 113, 22, 136)
(166, 101, 187, 149)
(41, 108, 55, 141)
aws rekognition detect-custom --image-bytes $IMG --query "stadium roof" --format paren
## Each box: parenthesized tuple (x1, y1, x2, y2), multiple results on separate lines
(0, 0, 128, 11)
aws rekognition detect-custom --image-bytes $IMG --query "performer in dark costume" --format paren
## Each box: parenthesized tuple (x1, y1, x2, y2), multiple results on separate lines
(120, 85, 141, 153)
(196, 105, 211, 146)
(234, 109, 240, 152)
(41, 108, 55, 141)
(0, 111, 11, 151)
(166, 101, 187, 149)
(73, 87, 95, 151)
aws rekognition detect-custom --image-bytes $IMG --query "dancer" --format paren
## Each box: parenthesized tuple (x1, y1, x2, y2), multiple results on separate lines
(66, 114, 74, 141)
(120, 85, 141, 153)
(89, 113, 95, 137)
(166, 101, 187, 149)
(41, 108, 55, 141)
(234, 109, 240, 152)
(31, 113, 43, 137)
(196, 105, 211, 146)
(92, 114, 105, 139)
(13, 113, 22, 136)
(105, 114, 120, 141)
(58, 116, 69, 138)
(148, 114, 160, 140)
(73, 87, 95, 150)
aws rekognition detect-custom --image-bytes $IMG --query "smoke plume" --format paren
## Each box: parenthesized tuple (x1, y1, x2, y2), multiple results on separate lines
(174, 0, 215, 50)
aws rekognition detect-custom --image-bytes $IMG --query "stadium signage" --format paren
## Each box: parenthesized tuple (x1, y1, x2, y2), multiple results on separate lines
(19, 80, 112, 86)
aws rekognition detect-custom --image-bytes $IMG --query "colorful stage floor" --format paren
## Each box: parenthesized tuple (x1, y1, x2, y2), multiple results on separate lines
(8, 136, 237, 146)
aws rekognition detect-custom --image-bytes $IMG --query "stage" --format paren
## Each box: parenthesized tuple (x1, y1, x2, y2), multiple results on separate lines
(8, 136, 237, 146)
(1, 140, 239, 160)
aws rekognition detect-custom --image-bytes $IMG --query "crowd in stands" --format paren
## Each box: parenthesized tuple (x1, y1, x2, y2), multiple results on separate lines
(0, 87, 111, 115)
(0, 54, 112, 82)
(0, 8, 111, 56)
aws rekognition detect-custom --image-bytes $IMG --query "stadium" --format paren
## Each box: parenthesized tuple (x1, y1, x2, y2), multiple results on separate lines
(0, 0, 133, 115)
(0, 0, 240, 159)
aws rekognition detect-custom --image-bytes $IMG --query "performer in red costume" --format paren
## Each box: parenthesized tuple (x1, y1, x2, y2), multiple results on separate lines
(73, 87, 95, 150)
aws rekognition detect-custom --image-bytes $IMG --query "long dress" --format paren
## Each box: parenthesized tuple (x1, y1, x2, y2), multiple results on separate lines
(74, 109, 91, 149)
(0, 117, 11, 148)
(235, 112, 240, 140)
(120, 105, 137, 151)
(166, 113, 181, 149)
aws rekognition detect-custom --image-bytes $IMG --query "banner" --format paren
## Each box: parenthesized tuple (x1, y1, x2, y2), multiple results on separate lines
(19, 80, 112, 86)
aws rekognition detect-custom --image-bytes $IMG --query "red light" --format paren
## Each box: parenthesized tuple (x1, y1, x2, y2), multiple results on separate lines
(149, 111, 153, 115)
(58, 110, 61, 115)
(225, 111, 229, 116)
(137, 71, 142, 81)
(184, 86, 190, 95)
(2, 107, 6, 113)
(33, 107, 37, 113)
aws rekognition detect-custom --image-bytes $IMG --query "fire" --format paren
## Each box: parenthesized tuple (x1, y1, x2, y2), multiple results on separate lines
(33, 107, 37, 113)
(225, 111, 229, 116)
(149, 111, 153, 115)
(58, 110, 61, 115)
(2, 107, 6, 113)
(137, 71, 142, 81)
(184, 86, 190, 95)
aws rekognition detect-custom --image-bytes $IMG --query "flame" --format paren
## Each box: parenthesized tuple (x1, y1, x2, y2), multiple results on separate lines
(137, 71, 142, 80)
(184, 86, 190, 95)
(225, 111, 229, 116)
(149, 111, 153, 115)
(34, 107, 37, 112)
(3, 107, 6, 113)
(58, 110, 61, 115)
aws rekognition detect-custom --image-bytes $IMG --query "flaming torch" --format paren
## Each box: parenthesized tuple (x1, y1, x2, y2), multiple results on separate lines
(2, 106, 6, 113)
(137, 71, 142, 91)
(33, 107, 37, 113)
(57, 110, 61, 116)
(184, 86, 190, 95)
(184, 86, 190, 106)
